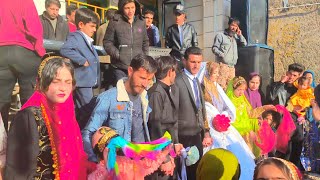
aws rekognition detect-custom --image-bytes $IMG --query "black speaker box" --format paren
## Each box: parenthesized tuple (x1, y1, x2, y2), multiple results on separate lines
(235, 45, 274, 102)
(231, 0, 268, 45)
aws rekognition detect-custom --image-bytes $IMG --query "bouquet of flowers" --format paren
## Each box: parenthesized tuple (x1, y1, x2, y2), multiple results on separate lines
(212, 114, 231, 132)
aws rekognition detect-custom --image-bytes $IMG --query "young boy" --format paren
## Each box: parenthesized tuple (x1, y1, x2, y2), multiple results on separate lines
(60, 8, 100, 129)
(287, 76, 315, 124)
(261, 110, 280, 132)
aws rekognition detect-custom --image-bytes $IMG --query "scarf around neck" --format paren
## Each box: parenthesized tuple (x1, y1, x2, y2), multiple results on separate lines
(22, 91, 89, 180)
(244, 88, 262, 109)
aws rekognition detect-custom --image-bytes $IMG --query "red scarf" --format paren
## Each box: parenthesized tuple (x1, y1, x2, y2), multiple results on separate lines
(22, 91, 94, 179)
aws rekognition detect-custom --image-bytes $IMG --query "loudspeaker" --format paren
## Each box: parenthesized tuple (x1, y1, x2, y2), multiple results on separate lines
(231, 0, 268, 45)
(235, 45, 274, 101)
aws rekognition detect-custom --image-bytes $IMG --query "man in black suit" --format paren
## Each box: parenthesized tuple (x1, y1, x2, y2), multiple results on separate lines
(147, 56, 181, 179)
(175, 47, 211, 179)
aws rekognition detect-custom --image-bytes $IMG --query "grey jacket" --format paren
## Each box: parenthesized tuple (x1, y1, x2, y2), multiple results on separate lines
(103, 0, 149, 70)
(165, 22, 198, 55)
(39, 12, 69, 41)
(212, 30, 247, 67)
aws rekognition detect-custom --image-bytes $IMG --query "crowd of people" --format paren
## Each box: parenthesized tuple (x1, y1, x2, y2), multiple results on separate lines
(0, 0, 319, 179)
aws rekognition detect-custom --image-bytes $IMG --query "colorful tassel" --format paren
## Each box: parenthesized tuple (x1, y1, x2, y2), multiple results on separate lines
(106, 131, 172, 175)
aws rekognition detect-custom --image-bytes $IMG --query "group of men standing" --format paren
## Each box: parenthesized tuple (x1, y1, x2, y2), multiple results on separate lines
(0, 0, 249, 179)
(79, 0, 214, 178)
(82, 47, 208, 179)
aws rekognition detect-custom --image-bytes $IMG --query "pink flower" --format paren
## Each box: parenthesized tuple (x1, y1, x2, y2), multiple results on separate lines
(212, 114, 231, 132)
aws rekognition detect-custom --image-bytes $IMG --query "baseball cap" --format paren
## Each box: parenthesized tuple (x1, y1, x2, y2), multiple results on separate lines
(173, 4, 185, 15)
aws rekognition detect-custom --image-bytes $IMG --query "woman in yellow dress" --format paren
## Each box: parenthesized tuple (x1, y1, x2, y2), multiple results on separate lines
(226, 76, 275, 157)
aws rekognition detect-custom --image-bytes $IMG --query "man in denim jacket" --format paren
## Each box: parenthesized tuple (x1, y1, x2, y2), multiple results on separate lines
(82, 54, 157, 162)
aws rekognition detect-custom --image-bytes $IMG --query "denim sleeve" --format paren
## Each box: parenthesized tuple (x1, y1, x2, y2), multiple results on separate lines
(81, 94, 111, 162)
(153, 26, 161, 47)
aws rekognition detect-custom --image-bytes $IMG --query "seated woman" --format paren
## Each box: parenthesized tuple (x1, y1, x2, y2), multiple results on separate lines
(244, 72, 264, 108)
(226, 76, 275, 157)
(254, 157, 303, 180)
(202, 62, 255, 180)
(5, 56, 95, 179)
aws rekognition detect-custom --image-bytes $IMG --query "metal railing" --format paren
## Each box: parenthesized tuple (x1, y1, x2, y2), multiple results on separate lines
(269, 2, 320, 11)
(65, 0, 118, 22)
(43, 39, 172, 58)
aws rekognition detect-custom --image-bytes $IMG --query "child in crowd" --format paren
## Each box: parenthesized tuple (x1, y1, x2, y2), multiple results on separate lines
(287, 76, 315, 123)
(4, 57, 96, 179)
(254, 157, 303, 180)
(261, 110, 280, 132)
(88, 127, 174, 180)
(60, 8, 100, 129)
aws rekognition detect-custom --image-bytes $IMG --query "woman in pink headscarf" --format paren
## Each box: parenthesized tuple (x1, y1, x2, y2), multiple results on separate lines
(5, 56, 95, 180)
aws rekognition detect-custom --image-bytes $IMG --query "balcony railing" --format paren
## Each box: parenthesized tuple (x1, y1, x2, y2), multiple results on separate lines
(65, 0, 118, 22)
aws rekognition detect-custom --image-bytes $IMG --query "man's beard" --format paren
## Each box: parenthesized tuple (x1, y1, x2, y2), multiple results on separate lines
(129, 80, 144, 95)
(228, 29, 236, 36)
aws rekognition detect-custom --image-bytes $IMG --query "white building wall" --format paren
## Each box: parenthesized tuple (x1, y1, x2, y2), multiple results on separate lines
(184, 0, 231, 61)
(184, 0, 204, 57)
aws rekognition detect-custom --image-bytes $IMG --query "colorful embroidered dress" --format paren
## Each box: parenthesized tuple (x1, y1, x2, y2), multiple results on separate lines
(226, 82, 261, 136)
(288, 86, 314, 117)
(88, 127, 173, 180)
(5, 91, 95, 180)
